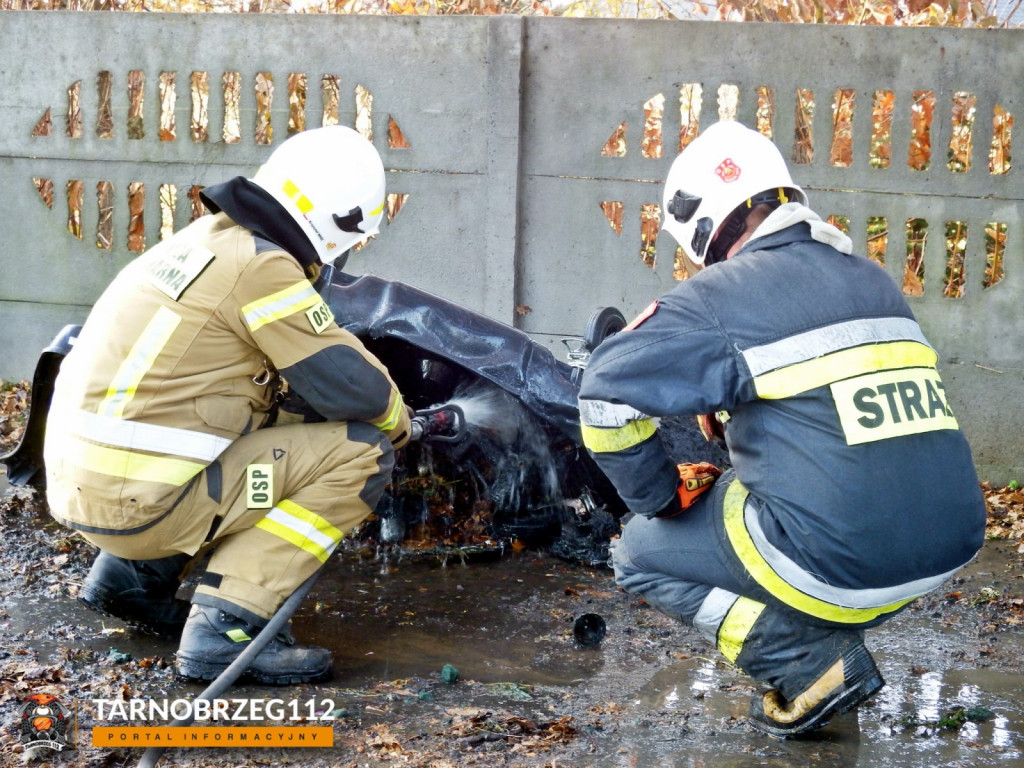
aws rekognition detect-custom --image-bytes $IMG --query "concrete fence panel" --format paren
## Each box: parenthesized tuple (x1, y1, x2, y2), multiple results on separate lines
(1, 12, 1022, 481)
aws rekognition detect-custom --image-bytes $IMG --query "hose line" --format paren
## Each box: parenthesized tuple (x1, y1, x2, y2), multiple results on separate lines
(136, 570, 321, 768)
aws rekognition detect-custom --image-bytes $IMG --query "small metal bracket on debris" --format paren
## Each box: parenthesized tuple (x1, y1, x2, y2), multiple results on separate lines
(562, 338, 590, 386)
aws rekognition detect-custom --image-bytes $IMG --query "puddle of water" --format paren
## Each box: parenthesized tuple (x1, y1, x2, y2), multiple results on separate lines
(1, 592, 179, 666)
(296, 549, 1024, 767)
(609, 650, 1024, 768)
(292, 551, 610, 686)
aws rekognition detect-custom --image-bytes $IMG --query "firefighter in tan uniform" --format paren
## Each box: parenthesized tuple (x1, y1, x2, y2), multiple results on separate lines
(43, 126, 411, 684)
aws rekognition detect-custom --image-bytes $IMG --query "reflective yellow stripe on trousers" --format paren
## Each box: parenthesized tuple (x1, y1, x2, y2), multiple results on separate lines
(717, 596, 765, 663)
(722, 480, 917, 624)
(254, 499, 343, 563)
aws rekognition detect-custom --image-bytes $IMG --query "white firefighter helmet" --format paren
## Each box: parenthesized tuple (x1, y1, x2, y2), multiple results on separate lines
(662, 120, 807, 266)
(251, 125, 386, 264)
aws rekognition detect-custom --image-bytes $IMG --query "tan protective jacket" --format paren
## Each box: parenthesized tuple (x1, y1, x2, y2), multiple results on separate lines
(44, 212, 409, 535)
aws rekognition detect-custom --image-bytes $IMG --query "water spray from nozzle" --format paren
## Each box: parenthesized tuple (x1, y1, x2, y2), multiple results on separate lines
(410, 403, 467, 443)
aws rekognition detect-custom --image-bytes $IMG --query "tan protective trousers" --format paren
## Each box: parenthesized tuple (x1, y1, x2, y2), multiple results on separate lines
(81, 420, 394, 623)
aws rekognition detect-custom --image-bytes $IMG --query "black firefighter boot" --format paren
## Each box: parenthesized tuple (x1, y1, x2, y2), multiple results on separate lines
(175, 604, 333, 685)
(79, 551, 192, 637)
(733, 608, 885, 738)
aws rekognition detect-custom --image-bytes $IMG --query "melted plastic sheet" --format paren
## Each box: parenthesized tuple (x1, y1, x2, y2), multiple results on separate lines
(320, 269, 582, 442)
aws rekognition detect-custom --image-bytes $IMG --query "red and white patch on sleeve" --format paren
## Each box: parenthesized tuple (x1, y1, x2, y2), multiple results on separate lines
(625, 300, 659, 330)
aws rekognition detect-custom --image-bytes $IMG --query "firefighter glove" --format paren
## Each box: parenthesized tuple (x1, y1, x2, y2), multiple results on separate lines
(674, 462, 723, 514)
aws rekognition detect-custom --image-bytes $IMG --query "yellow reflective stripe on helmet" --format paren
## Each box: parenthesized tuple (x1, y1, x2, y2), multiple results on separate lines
(372, 396, 404, 432)
(282, 179, 314, 214)
(254, 499, 343, 564)
(580, 419, 657, 453)
(60, 436, 205, 486)
(717, 596, 765, 663)
(722, 481, 916, 623)
(99, 306, 181, 418)
(242, 280, 322, 334)
(752, 341, 938, 400)
(368, 197, 385, 217)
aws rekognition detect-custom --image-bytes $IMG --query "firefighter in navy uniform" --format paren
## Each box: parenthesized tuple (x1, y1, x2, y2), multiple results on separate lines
(578, 120, 986, 737)
(43, 126, 411, 684)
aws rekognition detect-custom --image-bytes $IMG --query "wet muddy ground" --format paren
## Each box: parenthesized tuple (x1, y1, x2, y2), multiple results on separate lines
(3, 468, 1024, 768)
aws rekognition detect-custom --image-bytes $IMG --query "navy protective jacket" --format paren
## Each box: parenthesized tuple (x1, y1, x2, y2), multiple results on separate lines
(578, 221, 986, 592)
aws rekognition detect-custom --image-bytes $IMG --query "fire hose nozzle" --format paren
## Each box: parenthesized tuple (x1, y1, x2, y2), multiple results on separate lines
(409, 403, 467, 443)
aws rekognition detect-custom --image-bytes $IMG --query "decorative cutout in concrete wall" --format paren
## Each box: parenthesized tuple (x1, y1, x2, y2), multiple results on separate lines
(33, 178, 53, 208)
(128, 181, 145, 253)
(640, 203, 659, 269)
(159, 184, 176, 241)
(386, 193, 408, 223)
(67, 180, 83, 239)
(600, 201, 623, 236)
(67, 80, 82, 139)
(793, 89, 814, 164)
(642, 94, 663, 160)
(830, 88, 854, 168)
(97, 181, 113, 250)
(870, 90, 893, 168)
(97, 71, 113, 139)
(288, 73, 306, 135)
(755, 86, 774, 138)
(387, 116, 410, 149)
(909, 90, 934, 171)
(717, 84, 738, 121)
(601, 121, 626, 158)
(355, 84, 371, 140)
(867, 216, 887, 268)
(191, 71, 209, 142)
(321, 74, 340, 126)
(159, 73, 176, 142)
(678, 83, 701, 152)
(255, 72, 273, 145)
(127, 70, 145, 140)
(31, 108, 52, 137)
(984, 222, 1006, 289)
(596, 81, 1010, 297)
(904, 217, 927, 296)
(944, 220, 967, 298)
(948, 91, 975, 173)
(222, 72, 241, 144)
(27, 70, 408, 258)
(989, 105, 1012, 175)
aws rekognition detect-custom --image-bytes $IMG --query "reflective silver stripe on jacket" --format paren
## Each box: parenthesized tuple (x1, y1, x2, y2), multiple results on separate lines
(54, 406, 233, 462)
(578, 398, 652, 428)
(741, 316, 931, 377)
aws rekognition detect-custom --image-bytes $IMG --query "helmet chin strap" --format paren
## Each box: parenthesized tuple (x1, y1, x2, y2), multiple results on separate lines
(706, 187, 793, 265)
(706, 211, 748, 265)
